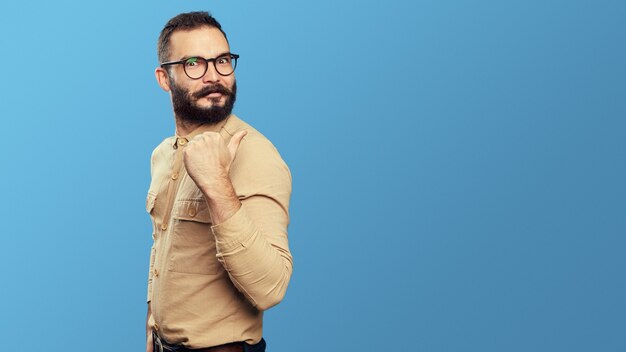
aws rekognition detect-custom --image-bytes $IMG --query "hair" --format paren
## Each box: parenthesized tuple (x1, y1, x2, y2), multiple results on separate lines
(157, 11, 228, 64)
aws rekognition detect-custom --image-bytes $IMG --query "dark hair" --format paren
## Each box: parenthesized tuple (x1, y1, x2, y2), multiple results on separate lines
(157, 11, 228, 64)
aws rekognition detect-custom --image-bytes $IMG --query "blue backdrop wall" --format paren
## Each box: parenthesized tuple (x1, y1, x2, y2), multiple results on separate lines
(1, 1, 625, 351)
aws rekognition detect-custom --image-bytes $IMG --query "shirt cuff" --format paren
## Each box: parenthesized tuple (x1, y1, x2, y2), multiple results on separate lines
(210, 206, 257, 254)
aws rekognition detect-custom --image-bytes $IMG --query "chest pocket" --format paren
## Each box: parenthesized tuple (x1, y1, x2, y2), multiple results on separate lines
(169, 199, 219, 275)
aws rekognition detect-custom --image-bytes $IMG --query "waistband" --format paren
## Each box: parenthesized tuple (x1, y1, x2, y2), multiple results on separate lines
(153, 331, 266, 352)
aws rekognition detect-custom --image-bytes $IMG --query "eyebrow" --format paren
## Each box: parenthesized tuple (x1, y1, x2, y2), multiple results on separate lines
(178, 52, 231, 61)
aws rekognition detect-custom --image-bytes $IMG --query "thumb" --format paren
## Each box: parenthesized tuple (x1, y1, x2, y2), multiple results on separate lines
(228, 130, 248, 158)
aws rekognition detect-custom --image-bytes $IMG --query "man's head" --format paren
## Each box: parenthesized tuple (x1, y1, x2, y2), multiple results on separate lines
(155, 12, 237, 125)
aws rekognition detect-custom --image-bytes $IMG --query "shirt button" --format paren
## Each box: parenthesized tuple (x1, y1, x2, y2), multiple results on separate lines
(171, 172, 178, 180)
(178, 138, 187, 146)
(161, 223, 168, 231)
(188, 208, 197, 217)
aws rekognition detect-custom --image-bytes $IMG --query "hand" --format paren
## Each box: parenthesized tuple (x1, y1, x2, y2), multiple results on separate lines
(146, 329, 154, 352)
(183, 130, 247, 191)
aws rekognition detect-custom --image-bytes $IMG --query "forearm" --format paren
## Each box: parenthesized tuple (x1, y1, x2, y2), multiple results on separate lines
(146, 304, 152, 335)
(192, 132, 293, 310)
(200, 180, 291, 308)
(210, 204, 293, 310)
(145, 304, 153, 352)
(147, 246, 155, 303)
(146, 247, 155, 335)
(199, 177, 241, 226)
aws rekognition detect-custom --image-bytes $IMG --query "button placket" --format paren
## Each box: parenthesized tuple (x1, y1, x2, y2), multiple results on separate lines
(160, 142, 186, 235)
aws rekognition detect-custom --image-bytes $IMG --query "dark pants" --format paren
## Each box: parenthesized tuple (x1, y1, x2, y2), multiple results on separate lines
(153, 332, 266, 352)
(245, 338, 266, 352)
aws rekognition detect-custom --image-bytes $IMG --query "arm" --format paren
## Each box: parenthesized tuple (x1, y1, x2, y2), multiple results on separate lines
(146, 245, 155, 304)
(184, 131, 293, 310)
(206, 146, 292, 310)
(146, 154, 157, 352)
(145, 304, 153, 352)
(146, 237, 155, 351)
(146, 152, 157, 307)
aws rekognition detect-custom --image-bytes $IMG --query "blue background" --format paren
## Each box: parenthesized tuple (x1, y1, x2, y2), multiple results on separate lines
(1, 0, 625, 351)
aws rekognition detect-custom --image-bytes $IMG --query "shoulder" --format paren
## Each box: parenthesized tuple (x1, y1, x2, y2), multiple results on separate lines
(223, 115, 286, 166)
(224, 115, 292, 191)
(150, 136, 175, 164)
(153, 136, 176, 152)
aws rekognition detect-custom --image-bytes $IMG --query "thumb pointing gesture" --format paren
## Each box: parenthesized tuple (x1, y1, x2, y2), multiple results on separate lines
(228, 130, 248, 165)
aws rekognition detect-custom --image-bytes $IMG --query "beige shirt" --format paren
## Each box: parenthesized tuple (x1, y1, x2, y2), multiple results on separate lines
(146, 114, 293, 348)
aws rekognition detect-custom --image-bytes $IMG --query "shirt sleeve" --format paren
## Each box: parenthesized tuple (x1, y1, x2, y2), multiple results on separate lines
(146, 150, 157, 304)
(147, 245, 155, 303)
(210, 134, 293, 311)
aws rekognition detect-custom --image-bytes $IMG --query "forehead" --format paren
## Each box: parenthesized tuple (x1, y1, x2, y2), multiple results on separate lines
(168, 26, 230, 60)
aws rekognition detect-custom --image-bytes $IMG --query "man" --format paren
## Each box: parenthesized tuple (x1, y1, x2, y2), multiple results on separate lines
(145, 11, 293, 352)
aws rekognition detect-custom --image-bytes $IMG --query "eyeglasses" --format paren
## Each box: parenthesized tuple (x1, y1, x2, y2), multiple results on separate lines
(160, 53, 239, 79)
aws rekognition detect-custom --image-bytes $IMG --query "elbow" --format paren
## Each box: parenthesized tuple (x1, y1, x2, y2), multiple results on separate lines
(250, 263, 292, 311)
(254, 288, 287, 311)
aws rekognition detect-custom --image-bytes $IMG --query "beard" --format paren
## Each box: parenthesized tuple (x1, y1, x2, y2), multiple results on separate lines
(170, 79, 237, 125)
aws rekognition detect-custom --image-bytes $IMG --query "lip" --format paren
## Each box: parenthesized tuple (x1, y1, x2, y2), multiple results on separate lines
(206, 92, 223, 98)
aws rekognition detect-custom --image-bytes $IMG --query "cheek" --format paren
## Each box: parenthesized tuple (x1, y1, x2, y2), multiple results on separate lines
(223, 77, 236, 90)
(186, 83, 205, 98)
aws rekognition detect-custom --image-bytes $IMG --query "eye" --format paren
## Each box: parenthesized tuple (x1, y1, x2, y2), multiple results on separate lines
(185, 57, 199, 67)
(216, 56, 231, 65)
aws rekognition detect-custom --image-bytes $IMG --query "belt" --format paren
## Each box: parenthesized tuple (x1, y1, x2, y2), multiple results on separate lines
(153, 331, 262, 352)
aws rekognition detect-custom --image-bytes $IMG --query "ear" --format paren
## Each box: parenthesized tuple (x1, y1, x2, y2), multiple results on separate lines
(155, 67, 172, 92)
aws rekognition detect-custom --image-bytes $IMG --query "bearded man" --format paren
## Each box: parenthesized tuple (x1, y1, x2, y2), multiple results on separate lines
(145, 11, 293, 352)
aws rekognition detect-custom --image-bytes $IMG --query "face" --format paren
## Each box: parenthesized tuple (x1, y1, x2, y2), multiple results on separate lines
(156, 26, 237, 124)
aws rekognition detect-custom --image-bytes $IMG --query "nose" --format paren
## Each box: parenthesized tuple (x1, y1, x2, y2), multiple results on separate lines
(201, 62, 221, 83)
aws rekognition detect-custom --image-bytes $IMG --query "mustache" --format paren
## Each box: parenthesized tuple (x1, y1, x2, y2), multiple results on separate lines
(192, 84, 232, 99)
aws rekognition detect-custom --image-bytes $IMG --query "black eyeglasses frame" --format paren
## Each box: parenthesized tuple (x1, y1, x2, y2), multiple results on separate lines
(160, 53, 240, 79)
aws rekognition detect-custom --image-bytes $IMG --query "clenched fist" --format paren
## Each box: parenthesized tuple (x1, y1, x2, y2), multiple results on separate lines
(183, 130, 247, 192)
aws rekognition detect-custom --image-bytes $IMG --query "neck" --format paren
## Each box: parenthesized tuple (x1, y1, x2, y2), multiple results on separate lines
(174, 114, 232, 137)
(174, 117, 204, 137)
